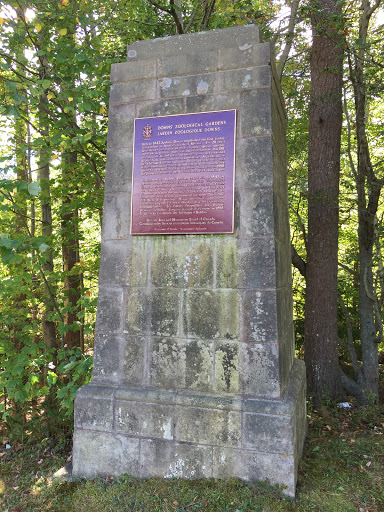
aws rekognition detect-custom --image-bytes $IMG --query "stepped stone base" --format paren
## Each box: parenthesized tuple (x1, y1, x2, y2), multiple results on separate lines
(73, 360, 306, 496)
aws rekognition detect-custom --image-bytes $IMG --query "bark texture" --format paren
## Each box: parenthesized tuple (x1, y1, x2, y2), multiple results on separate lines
(304, 0, 344, 404)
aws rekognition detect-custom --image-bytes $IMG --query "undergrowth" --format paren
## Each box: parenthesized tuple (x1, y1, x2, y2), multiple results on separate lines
(0, 404, 383, 512)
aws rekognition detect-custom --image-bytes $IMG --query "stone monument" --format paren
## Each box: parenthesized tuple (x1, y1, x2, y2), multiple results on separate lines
(72, 24, 306, 497)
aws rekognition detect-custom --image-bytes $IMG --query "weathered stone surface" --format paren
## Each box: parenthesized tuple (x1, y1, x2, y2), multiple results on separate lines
(185, 339, 214, 391)
(101, 194, 130, 241)
(158, 73, 217, 99)
(218, 42, 271, 71)
(184, 289, 240, 340)
(240, 88, 272, 137)
(215, 341, 240, 393)
(150, 337, 186, 389)
(136, 98, 186, 118)
(242, 290, 278, 343)
(175, 407, 241, 447)
(98, 240, 131, 288)
(158, 52, 217, 77)
(235, 137, 273, 188)
(126, 25, 259, 61)
(116, 401, 175, 439)
(236, 187, 275, 238)
(94, 287, 123, 334)
(218, 65, 271, 92)
(123, 335, 146, 386)
(140, 439, 213, 479)
(240, 342, 280, 397)
(73, 26, 306, 498)
(92, 332, 125, 383)
(106, 104, 134, 149)
(104, 149, 132, 194)
(74, 396, 113, 431)
(185, 92, 241, 114)
(72, 431, 140, 479)
(110, 80, 156, 104)
(110, 59, 156, 83)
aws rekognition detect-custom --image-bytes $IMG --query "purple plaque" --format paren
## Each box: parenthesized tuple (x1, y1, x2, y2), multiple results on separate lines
(131, 110, 236, 235)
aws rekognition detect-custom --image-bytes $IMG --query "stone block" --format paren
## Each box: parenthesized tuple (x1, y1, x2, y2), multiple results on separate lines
(104, 148, 132, 194)
(127, 25, 259, 61)
(275, 239, 292, 288)
(240, 342, 280, 397)
(106, 104, 135, 150)
(212, 447, 246, 479)
(111, 59, 156, 83)
(116, 401, 175, 440)
(215, 341, 239, 393)
(109, 80, 156, 104)
(150, 237, 190, 287)
(218, 65, 271, 92)
(242, 290, 278, 343)
(92, 332, 125, 383)
(240, 88, 272, 137)
(95, 287, 123, 334)
(185, 92, 240, 114)
(72, 430, 140, 479)
(183, 240, 214, 288)
(218, 42, 271, 70)
(158, 51, 217, 77)
(175, 406, 241, 447)
(236, 187, 274, 238)
(235, 238, 277, 289)
(74, 395, 113, 431)
(123, 335, 146, 386)
(101, 193, 130, 240)
(140, 438, 213, 478)
(124, 287, 148, 335)
(235, 137, 273, 189)
(150, 288, 181, 337)
(215, 237, 238, 288)
(129, 238, 149, 286)
(158, 73, 217, 99)
(150, 337, 186, 389)
(184, 289, 240, 340)
(185, 339, 214, 392)
(98, 240, 131, 288)
(273, 190, 291, 244)
(243, 451, 296, 497)
(136, 98, 186, 118)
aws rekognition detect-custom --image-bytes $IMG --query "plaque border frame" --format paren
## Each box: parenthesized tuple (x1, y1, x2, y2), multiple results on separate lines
(130, 109, 237, 236)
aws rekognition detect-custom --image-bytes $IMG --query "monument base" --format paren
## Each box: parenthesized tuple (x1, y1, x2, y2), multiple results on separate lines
(72, 359, 306, 496)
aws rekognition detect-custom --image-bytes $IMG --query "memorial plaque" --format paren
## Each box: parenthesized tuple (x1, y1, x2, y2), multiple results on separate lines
(131, 109, 236, 234)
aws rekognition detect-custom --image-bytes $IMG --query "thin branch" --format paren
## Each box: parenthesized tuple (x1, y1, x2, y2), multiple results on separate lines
(338, 295, 363, 381)
(291, 243, 306, 278)
(277, 0, 300, 81)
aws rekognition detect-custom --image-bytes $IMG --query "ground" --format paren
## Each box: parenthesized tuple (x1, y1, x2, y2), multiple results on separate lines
(1, 403, 383, 512)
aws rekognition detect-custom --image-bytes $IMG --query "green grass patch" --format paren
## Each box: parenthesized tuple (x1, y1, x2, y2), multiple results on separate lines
(1, 404, 383, 511)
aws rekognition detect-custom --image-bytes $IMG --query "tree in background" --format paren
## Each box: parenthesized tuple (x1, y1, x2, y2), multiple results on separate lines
(304, 0, 345, 404)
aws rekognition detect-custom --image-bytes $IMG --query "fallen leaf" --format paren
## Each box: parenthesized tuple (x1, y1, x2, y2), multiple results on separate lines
(172, 501, 179, 505)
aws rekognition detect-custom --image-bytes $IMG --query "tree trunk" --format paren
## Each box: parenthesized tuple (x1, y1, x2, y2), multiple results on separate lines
(38, 41, 57, 353)
(61, 151, 82, 350)
(304, 0, 344, 404)
(349, 0, 382, 402)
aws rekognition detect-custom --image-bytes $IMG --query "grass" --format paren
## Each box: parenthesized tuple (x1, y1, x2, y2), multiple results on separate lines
(1, 404, 384, 512)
